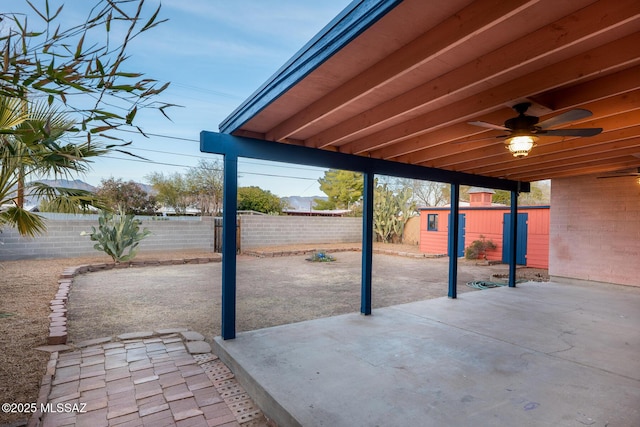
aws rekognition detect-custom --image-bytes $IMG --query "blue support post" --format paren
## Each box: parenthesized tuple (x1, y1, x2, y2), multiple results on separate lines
(361, 171, 374, 315)
(448, 183, 460, 298)
(509, 190, 518, 288)
(221, 154, 238, 339)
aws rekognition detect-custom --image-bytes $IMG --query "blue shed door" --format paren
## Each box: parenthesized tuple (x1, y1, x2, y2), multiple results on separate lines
(502, 213, 528, 265)
(448, 213, 466, 258)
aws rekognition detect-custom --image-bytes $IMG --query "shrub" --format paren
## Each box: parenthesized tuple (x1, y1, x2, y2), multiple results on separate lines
(465, 235, 497, 260)
(82, 209, 151, 263)
(306, 251, 336, 262)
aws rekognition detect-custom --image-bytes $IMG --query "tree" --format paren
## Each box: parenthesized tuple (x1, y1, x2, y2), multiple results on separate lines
(146, 160, 224, 216)
(519, 181, 550, 205)
(1, 97, 106, 235)
(411, 180, 448, 207)
(378, 176, 449, 207)
(185, 159, 223, 215)
(0, 1, 170, 236)
(315, 169, 363, 210)
(146, 172, 189, 214)
(237, 186, 284, 214)
(95, 178, 157, 215)
(1, 1, 171, 143)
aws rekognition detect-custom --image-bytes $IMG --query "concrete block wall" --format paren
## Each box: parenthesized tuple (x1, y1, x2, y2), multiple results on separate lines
(240, 215, 361, 249)
(0, 216, 215, 260)
(550, 175, 640, 286)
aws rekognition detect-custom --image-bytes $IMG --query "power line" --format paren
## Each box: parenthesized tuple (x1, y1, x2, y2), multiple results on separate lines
(111, 129, 327, 172)
(122, 145, 327, 173)
(100, 155, 319, 181)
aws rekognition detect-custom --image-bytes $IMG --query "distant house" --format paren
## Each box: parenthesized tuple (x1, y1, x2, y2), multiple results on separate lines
(419, 188, 550, 269)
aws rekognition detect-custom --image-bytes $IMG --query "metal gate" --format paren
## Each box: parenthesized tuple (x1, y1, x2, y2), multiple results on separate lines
(214, 217, 241, 253)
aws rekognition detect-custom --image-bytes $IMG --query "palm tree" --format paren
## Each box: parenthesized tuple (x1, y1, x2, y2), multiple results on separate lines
(0, 95, 107, 236)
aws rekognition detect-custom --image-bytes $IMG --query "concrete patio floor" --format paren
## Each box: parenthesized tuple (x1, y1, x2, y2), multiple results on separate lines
(214, 281, 640, 427)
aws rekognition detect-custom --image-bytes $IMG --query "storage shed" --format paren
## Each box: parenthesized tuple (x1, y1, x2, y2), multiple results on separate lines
(419, 188, 550, 268)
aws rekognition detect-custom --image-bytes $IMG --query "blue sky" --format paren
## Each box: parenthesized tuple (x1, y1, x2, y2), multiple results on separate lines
(15, 0, 353, 196)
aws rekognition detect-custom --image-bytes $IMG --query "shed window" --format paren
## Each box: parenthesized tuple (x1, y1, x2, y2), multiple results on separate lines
(427, 214, 438, 231)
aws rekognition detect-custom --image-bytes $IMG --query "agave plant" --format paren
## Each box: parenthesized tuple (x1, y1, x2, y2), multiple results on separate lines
(82, 208, 151, 263)
(0, 95, 107, 236)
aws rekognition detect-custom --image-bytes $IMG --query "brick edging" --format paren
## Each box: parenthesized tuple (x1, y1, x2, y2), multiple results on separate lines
(46, 257, 221, 346)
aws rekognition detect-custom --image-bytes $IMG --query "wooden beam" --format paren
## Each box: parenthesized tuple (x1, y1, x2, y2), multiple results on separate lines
(265, 0, 541, 142)
(478, 140, 640, 180)
(339, 33, 640, 155)
(382, 70, 640, 162)
(532, 64, 640, 110)
(372, 110, 511, 160)
(432, 111, 640, 173)
(304, 0, 638, 149)
(514, 158, 640, 181)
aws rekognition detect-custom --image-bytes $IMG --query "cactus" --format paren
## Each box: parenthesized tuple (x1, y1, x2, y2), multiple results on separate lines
(82, 208, 151, 263)
(373, 185, 416, 243)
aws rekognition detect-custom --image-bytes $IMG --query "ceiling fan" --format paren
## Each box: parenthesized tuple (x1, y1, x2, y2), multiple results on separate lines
(467, 102, 603, 157)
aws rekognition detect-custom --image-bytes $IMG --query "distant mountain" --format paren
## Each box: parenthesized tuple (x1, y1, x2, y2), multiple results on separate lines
(31, 179, 155, 193)
(282, 196, 327, 211)
(32, 179, 97, 192)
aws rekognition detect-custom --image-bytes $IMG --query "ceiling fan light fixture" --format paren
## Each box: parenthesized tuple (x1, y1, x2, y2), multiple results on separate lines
(506, 135, 537, 157)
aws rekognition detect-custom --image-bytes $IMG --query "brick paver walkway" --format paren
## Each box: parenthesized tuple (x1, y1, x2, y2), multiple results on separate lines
(31, 332, 270, 427)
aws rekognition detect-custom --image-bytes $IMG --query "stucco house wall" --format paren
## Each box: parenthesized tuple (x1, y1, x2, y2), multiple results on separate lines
(549, 175, 640, 286)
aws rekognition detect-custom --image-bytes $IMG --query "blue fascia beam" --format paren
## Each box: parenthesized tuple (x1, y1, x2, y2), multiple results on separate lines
(219, 0, 403, 134)
(201, 132, 530, 193)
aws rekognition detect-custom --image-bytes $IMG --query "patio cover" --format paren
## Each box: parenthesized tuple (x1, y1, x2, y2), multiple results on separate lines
(201, 0, 640, 339)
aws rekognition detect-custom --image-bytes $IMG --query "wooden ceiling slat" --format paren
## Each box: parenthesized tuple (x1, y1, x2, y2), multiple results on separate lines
(223, 0, 640, 183)
(459, 127, 640, 176)
(338, 32, 640, 156)
(264, 0, 540, 142)
(394, 90, 640, 166)
(507, 158, 640, 181)
(531, 64, 640, 110)
(428, 113, 640, 172)
(339, 63, 640, 164)
(484, 142, 640, 180)
(302, 0, 637, 149)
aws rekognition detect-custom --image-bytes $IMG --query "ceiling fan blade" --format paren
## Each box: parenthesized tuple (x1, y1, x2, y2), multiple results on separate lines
(468, 121, 509, 131)
(537, 109, 592, 129)
(538, 128, 602, 137)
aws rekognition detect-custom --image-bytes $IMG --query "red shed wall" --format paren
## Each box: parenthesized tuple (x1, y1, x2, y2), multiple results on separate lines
(419, 207, 549, 268)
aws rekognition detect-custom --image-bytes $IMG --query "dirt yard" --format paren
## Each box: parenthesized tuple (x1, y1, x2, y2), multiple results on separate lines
(0, 249, 216, 426)
(67, 248, 548, 342)
(0, 245, 548, 425)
